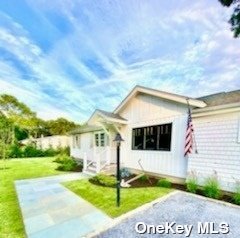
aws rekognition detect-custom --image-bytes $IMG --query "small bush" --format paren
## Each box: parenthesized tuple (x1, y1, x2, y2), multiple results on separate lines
(90, 174, 116, 187)
(23, 145, 45, 157)
(8, 144, 23, 158)
(233, 182, 240, 205)
(139, 174, 149, 182)
(203, 174, 221, 199)
(53, 154, 69, 163)
(186, 171, 198, 193)
(120, 168, 131, 178)
(157, 178, 172, 188)
(56, 154, 82, 171)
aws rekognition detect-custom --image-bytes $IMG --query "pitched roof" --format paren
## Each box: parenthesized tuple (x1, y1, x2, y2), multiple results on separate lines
(97, 109, 127, 121)
(197, 90, 240, 107)
(70, 125, 102, 134)
(87, 109, 128, 124)
(114, 85, 206, 113)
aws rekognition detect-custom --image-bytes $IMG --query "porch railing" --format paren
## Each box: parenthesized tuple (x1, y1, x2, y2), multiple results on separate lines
(83, 146, 111, 173)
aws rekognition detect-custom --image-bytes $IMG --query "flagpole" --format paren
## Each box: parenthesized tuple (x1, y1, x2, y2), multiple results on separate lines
(186, 98, 198, 154)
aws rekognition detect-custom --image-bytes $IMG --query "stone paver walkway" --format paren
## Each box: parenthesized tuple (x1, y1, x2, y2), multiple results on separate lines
(15, 173, 112, 238)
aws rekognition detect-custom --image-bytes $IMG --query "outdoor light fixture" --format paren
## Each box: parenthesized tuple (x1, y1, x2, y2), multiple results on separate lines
(113, 133, 124, 207)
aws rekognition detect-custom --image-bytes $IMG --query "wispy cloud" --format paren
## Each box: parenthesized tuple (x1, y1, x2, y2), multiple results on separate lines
(0, 0, 239, 122)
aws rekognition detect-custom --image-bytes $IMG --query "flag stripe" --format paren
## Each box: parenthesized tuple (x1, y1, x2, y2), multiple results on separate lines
(184, 108, 194, 157)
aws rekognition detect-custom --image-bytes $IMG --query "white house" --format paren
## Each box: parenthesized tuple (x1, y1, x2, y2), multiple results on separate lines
(70, 85, 240, 192)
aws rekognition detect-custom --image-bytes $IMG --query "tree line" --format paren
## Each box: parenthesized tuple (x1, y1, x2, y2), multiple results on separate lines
(0, 94, 80, 141)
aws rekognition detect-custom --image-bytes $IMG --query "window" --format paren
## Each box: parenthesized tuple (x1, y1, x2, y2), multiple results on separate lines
(95, 132, 105, 147)
(74, 135, 81, 148)
(132, 123, 172, 151)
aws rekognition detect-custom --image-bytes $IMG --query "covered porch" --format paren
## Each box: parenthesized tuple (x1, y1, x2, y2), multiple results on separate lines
(71, 109, 127, 175)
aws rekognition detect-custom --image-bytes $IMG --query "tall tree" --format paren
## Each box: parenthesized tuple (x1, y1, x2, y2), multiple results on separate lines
(219, 0, 240, 37)
(0, 94, 37, 139)
(46, 118, 78, 135)
(0, 114, 13, 167)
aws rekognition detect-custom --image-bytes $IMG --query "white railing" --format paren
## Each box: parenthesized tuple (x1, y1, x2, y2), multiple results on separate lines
(83, 146, 111, 173)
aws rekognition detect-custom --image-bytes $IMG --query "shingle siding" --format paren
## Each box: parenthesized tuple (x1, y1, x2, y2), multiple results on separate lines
(188, 112, 240, 192)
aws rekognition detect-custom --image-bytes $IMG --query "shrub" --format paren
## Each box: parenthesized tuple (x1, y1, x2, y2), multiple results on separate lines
(56, 155, 82, 171)
(54, 154, 70, 163)
(139, 174, 149, 182)
(90, 174, 116, 187)
(157, 178, 172, 188)
(120, 167, 131, 178)
(22, 145, 44, 157)
(203, 173, 221, 199)
(186, 171, 198, 193)
(7, 144, 23, 158)
(233, 181, 240, 205)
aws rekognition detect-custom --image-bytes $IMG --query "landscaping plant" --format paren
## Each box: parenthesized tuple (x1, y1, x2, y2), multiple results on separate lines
(90, 174, 116, 187)
(157, 178, 172, 188)
(55, 154, 82, 171)
(203, 172, 221, 199)
(139, 174, 149, 182)
(233, 181, 240, 205)
(186, 171, 198, 193)
(120, 167, 131, 178)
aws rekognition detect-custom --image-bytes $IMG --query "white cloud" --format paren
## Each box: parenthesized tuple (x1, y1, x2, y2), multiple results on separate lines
(0, 0, 239, 123)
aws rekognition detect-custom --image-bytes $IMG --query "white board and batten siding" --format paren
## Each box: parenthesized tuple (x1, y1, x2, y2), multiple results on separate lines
(70, 132, 93, 160)
(119, 93, 189, 180)
(188, 112, 240, 192)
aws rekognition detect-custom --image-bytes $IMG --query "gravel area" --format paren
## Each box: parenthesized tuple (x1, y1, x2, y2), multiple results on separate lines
(97, 192, 240, 238)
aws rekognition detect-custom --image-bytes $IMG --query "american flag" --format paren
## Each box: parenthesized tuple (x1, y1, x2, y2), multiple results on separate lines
(184, 108, 194, 156)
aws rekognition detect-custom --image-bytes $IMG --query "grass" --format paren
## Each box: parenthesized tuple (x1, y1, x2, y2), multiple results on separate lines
(0, 157, 66, 238)
(64, 179, 172, 217)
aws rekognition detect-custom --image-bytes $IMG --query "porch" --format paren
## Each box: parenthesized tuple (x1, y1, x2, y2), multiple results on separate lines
(71, 109, 128, 175)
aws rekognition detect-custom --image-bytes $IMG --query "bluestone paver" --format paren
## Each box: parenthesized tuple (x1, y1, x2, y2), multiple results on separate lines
(15, 173, 111, 238)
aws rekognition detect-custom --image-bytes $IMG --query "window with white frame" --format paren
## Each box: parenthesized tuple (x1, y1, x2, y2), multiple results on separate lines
(94, 132, 105, 147)
(73, 134, 81, 148)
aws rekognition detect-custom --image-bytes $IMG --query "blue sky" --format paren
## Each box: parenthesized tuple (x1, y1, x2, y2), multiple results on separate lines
(0, 0, 239, 123)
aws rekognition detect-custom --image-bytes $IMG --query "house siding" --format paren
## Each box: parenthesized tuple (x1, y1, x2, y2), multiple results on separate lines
(119, 93, 189, 179)
(71, 132, 93, 160)
(188, 112, 240, 192)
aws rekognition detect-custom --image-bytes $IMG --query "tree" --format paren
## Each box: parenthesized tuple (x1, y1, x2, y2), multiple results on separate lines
(219, 0, 240, 37)
(0, 94, 38, 139)
(0, 114, 13, 168)
(46, 118, 78, 135)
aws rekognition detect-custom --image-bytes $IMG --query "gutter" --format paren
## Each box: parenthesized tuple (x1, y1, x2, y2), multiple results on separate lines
(192, 102, 240, 118)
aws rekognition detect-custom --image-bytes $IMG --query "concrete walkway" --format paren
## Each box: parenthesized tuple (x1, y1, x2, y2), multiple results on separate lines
(15, 173, 112, 238)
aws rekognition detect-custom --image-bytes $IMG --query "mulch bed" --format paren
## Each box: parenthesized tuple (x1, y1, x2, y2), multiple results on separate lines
(89, 174, 236, 205)
(123, 175, 234, 204)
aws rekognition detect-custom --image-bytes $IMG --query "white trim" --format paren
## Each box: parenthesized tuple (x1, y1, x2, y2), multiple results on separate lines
(114, 86, 206, 114)
(192, 103, 240, 118)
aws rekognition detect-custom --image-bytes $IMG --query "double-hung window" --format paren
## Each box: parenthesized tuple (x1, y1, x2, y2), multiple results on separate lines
(132, 123, 172, 151)
(95, 132, 105, 147)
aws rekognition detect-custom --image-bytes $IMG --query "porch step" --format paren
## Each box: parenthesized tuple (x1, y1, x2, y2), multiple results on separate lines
(101, 164, 116, 175)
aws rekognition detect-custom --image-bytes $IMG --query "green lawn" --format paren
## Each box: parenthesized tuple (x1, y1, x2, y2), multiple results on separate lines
(0, 157, 66, 238)
(64, 179, 172, 217)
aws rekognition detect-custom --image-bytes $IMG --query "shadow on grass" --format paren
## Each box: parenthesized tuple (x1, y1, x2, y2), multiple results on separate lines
(0, 167, 10, 170)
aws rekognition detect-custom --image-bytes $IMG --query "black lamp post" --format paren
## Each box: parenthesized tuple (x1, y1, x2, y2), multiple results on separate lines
(113, 133, 124, 207)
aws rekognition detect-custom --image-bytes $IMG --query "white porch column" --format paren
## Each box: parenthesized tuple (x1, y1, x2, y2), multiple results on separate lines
(83, 153, 87, 171)
(96, 154, 100, 173)
(106, 146, 111, 165)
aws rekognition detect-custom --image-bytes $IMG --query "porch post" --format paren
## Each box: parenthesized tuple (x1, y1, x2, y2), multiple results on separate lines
(107, 146, 111, 165)
(83, 152, 87, 171)
(96, 153, 100, 173)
